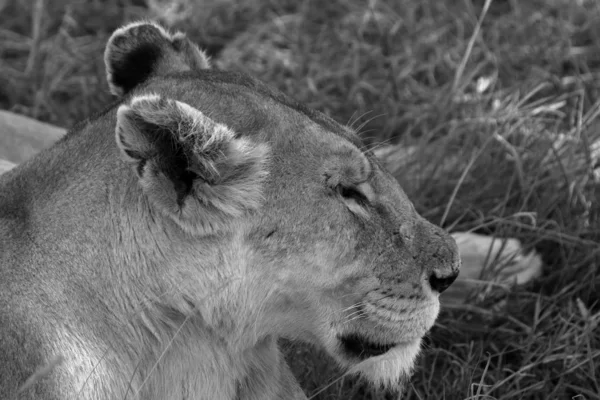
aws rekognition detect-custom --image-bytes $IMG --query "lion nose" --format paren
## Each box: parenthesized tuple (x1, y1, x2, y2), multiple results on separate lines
(405, 217, 461, 294)
(429, 270, 459, 293)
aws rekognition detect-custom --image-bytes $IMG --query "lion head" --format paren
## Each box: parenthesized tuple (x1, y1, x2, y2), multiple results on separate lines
(0, 21, 459, 399)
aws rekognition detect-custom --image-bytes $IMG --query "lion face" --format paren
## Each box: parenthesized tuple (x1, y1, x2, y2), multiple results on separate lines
(101, 21, 460, 389)
(245, 120, 460, 386)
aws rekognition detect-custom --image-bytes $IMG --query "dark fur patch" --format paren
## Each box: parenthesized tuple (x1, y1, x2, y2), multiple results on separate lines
(122, 147, 144, 161)
(136, 158, 147, 177)
(131, 116, 197, 207)
(234, 379, 242, 400)
(111, 43, 162, 95)
(265, 229, 276, 239)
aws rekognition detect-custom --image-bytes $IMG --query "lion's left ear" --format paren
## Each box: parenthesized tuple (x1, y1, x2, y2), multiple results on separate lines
(115, 94, 270, 233)
(105, 21, 210, 96)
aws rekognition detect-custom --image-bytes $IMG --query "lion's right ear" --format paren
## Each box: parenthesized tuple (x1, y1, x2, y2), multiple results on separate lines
(105, 21, 210, 96)
(115, 94, 270, 234)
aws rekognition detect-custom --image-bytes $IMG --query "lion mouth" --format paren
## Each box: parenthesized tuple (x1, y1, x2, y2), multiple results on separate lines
(339, 334, 396, 360)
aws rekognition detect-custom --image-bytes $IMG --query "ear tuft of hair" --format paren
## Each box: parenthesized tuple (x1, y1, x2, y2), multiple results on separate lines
(104, 21, 210, 96)
(116, 94, 270, 234)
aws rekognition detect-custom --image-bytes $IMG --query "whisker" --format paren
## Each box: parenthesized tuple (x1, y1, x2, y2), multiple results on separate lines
(77, 344, 114, 397)
(364, 137, 397, 152)
(344, 307, 366, 320)
(122, 356, 144, 400)
(346, 110, 360, 129)
(343, 313, 367, 325)
(340, 301, 365, 314)
(134, 310, 194, 397)
(354, 113, 386, 135)
(347, 110, 374, 130)
(371, 293, 397, 303)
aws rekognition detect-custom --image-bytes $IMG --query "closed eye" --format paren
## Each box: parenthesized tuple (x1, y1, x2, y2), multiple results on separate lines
(337, 185, 369, 206)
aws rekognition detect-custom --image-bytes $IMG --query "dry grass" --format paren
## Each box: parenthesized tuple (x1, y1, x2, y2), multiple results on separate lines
(1, 0, 599, 398)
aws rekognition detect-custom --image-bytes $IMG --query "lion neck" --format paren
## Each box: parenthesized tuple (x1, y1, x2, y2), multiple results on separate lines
(97, 183, 288, 398)
(98, 189, 296, 399)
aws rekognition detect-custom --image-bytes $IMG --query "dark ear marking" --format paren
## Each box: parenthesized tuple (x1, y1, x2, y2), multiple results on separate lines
(104, 21, 210, 96)
(110, 41, 162, 96)
(136, 158, 147, 177)
(119, 104, 196, 203)
(122, 148, 144, 161)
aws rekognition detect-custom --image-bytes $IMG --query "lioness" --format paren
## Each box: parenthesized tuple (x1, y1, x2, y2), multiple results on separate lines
(0, 21, 460, 399)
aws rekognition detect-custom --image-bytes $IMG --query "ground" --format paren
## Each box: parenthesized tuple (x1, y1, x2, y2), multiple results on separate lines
(1, 0, 599, 399)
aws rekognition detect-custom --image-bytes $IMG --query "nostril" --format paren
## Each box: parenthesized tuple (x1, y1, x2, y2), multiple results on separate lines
(429, 271, 459, 294)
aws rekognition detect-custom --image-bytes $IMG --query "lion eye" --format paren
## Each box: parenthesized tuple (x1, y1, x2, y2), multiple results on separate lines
(337, 185, 369, 206)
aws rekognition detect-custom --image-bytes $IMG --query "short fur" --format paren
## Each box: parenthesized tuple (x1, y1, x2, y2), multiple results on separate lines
(0, 22, 460, 399)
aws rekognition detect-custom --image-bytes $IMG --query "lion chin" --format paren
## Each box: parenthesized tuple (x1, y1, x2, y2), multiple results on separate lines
(340, 339, 422, 389)
(318, 320, 428, 390)
(354, 341, 422, 388)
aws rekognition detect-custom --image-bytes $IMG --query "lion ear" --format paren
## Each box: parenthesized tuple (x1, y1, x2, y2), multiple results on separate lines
(104, 21, 210, 96)
(115, 94, 270, 233)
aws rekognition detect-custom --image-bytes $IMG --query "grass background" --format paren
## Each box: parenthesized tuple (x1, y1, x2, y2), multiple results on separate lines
(1, 0, 599, 398)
